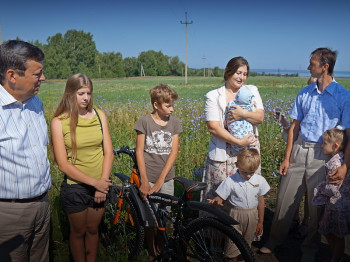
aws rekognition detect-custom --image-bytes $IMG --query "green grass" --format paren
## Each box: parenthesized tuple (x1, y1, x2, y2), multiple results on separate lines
(42, 76, 350, 261)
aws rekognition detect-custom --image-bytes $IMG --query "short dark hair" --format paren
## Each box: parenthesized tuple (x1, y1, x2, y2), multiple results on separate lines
(311, 47, 337, 76)
(0, 40, 45, 84)
(224, 56, 250, 81)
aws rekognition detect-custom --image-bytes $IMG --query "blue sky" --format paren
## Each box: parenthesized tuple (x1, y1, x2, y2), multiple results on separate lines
(1, 0, 349, 71)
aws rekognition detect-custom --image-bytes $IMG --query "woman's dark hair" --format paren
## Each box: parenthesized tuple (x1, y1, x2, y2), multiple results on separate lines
(224, 56, 250, 81)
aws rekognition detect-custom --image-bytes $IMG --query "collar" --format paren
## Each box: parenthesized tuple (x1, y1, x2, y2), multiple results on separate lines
(313, 79, 337, 96)
(329, 152, 343, 162)
(0, 84, 18, 106)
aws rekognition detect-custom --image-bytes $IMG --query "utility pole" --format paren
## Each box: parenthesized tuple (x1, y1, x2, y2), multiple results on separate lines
(140, 63, 145, 77)
(0, 24, 2, 44)
(202, 55, 206, 77)
(180, 12, 193, 85)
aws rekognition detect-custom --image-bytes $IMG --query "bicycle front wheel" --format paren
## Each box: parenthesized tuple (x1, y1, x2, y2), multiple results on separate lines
(183, 217, 255, 262)
(100, 195, 144, 261)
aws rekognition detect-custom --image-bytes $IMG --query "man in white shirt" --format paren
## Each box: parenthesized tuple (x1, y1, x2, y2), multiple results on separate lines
(0, 40, 51, 262)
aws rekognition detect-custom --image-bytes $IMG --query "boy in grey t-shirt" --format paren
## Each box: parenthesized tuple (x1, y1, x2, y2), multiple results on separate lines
(134, 83, 182, 261)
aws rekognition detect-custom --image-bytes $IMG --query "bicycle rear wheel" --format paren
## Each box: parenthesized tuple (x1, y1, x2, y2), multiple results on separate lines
(183, 217, 255, 262)
(100, 195, 144, 261)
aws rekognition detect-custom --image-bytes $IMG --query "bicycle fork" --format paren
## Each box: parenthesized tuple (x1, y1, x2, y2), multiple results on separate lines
(112, 183, 133, 225)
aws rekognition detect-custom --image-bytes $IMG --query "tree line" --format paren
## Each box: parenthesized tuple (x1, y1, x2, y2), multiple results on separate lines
(19, 29, 223, 79)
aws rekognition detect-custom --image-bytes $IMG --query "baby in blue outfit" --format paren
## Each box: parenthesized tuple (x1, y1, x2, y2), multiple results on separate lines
(226, 88, 255, 151)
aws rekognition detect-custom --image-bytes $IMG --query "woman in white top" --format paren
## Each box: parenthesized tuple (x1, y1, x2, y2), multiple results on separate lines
(201, 56, 264, 208)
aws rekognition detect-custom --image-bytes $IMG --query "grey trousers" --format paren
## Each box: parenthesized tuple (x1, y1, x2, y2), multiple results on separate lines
(0, 194, 50, 262)
(266, 136, 330, 262)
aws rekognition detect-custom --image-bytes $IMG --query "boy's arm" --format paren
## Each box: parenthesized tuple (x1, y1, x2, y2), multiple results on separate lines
(207, 195, 224, 206)
(148, 134, 179, 195)
(136, 131, 151, 199)
(256, 195, 265, 236)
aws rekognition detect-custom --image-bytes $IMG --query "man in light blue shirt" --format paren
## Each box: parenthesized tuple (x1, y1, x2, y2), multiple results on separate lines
(260, 48, 350, 262)
(0, 40, 51, 262)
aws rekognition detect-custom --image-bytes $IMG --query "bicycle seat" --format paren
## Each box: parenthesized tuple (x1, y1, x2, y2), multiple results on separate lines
(174, 177, 207, 193)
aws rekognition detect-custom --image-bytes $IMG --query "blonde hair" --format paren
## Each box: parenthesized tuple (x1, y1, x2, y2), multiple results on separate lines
(323, 128, 347, 154)
(51, 73, 93, 163)
(236, 147, 260, 172)
(150, 83, 178, 108)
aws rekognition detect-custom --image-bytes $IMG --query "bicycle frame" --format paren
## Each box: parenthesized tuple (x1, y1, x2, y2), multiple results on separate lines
(113, 172, 157, 227)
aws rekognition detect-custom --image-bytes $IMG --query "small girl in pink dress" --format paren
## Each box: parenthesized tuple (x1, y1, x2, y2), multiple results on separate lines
(312, 127, 350, 262)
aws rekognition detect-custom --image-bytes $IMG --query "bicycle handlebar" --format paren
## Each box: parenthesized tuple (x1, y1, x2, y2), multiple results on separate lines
(113, 146, 138, 168)
(113, 146, 136, 158)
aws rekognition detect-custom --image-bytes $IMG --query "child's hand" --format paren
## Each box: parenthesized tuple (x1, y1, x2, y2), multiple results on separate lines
(207, 196, 223, 206)
(140, 182, 151, 199)
(148, 178, 165, 195)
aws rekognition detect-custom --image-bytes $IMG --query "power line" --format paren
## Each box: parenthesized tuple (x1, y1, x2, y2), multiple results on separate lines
(180, 12, 193, 85)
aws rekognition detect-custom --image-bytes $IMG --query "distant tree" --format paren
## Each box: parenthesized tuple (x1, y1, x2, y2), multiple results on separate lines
(169, 56, 184, 76)
(213, 66, 222, 77)
(138, 51, 158, 76)
(64, 30, 97, 75)
(9, 30, 193, 79)
(44, 33, 71, 79)
(95, 52, 125, 78)
(123, 57, 139, 77)
(155, 51, 170, 76)
(188, 68, 203, 76)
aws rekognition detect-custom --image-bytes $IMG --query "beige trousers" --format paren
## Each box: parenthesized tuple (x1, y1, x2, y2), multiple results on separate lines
(266, 136, 330, 262)
(225, 206, 258, 258)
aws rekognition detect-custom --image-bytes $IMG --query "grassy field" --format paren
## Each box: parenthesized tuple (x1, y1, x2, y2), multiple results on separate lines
(42, 76, 350, 261)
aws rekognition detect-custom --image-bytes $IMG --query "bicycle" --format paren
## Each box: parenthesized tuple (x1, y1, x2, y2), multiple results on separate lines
(100, 146, 256, 262)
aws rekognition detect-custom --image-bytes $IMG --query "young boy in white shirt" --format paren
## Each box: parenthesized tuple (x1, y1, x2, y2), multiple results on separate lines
(208, 147, 270, 262)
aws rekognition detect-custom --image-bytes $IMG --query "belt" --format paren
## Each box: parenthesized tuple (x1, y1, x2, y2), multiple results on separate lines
(297, 136, 322, 148)
(0, 192, 47, 203)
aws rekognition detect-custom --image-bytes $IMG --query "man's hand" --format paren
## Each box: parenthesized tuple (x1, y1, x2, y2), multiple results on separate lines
(255, 222, 263, 236)
(328, 164, 347, 184)
(279, 159, 290, 176)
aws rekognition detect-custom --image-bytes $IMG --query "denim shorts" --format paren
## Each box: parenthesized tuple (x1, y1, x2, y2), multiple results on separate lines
(60, 180, 106, 213)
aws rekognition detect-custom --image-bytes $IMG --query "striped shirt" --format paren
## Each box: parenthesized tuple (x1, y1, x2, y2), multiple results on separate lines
(0, 84, 51, 199)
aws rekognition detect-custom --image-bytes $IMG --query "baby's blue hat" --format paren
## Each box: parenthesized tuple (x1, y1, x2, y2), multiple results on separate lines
(236, 88, 253, 105)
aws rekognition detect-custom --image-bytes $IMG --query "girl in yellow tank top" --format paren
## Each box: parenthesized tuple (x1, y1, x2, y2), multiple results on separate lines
(50, 73, 114, 262)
